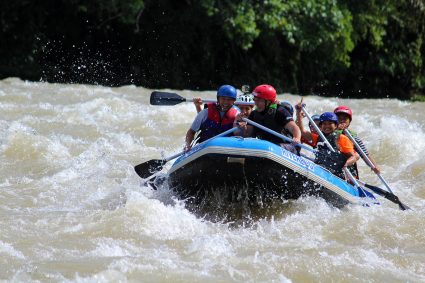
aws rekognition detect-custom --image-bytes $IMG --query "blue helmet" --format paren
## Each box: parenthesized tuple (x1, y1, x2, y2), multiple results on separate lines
(217, 85, 237, 99)
(309, 114, 321, 127)
(319, 112, 338, 124)
(311, 114, 321, 121)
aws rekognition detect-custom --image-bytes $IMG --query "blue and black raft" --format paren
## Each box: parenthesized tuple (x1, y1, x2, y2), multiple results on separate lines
(166, 136, 376, 208)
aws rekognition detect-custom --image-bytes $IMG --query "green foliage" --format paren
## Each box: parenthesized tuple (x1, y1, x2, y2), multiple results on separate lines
(411, 94, 425, 102)
(201, 0, 355, 64)
(72, 0, 145, 26)
(0, 0, 424, 98)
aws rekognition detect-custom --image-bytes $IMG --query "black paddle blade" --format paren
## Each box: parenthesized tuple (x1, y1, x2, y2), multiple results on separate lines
(364, 183, 410, 211)
(134, 159, 166, 179)
(150, 91, 186, 105)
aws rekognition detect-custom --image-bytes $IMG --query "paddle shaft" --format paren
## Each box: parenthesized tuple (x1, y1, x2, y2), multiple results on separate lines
(241, 118, 317, 153)
(197, 99, 255, 106)
(163, 126, 238, 163)
(134, 127, 239, 179)
(357, 179, 410, 210)
(194, 99, 216, 103)
(195, 99, 255, 106)
(343, 129, 395, 195)
(150, 91, 255, 106)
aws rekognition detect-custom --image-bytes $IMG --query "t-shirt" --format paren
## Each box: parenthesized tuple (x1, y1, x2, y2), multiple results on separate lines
(338, 130, 370, 155)
(190, 109, 209, 131)
(338, 134, 355, 153)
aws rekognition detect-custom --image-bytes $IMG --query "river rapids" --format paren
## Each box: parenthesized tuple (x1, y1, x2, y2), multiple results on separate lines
(0, 78, 424, 282)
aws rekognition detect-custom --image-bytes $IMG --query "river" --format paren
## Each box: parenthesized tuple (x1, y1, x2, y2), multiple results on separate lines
(1, 77, 424, 282)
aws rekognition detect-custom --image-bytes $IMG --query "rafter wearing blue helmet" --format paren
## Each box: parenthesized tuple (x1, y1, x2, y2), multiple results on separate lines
(184, 85, 239, 151)
(306, 112, 358, 179)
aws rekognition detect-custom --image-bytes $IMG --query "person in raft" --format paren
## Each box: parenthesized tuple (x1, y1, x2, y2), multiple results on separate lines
(234, 84, 302, 155)
(334, 105, 381, 174)
(193, 86, 255, 117)
(184, 85, 239, 151)
(296, 110, 360, 179)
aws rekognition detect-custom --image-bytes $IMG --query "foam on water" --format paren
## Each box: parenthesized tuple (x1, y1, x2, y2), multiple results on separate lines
(0, 78, 424, 281)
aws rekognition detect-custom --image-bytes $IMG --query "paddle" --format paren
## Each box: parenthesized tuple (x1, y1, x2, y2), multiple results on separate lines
(150, 91, 216, 106)
(150, 91, 255, 106)
(241, 118, 317, 153)
(357, 180, 410, 210)
(342, 129, 410, 210)
(134, 127, 238, 179)
(343, 130, 394, 193)
(134, 152, 182, 179)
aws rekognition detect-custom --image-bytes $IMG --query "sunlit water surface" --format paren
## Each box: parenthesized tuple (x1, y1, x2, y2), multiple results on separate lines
(0, 78, 424, 282)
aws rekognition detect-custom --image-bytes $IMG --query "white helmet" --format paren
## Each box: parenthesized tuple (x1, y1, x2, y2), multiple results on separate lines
(236, 94, 255, 106)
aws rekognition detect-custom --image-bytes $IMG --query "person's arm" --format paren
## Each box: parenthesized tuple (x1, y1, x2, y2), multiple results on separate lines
(233, 113, 246, 136)
(367, 154, 381, 174)
(295, 101, 312, 141)
(233, 113, 254, 137)
(354, 136, 381, 173)
(343, 151, 360, 168)
(339, 135, 360, 167)
(193, 97, 203, 113)
(184, 129, 196, 151)
(245, 125, 254, 137)
(277, 106, 301, 143)
(184, 109, 208, 150)
(285, 121, 301, 144)
(237, 111, 256, 137)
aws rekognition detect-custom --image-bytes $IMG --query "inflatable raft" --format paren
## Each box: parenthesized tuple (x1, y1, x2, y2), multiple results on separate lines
(167, 137, 376, 208)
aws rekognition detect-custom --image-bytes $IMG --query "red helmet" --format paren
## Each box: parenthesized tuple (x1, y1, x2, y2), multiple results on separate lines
(253, 84, 276, 103)
(334, 105, 353, 121)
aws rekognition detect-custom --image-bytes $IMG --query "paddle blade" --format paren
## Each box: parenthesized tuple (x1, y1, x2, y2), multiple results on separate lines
(364, 183, 410, 210)
(150, 91, 186, 105)
(134, 159, 166, 179)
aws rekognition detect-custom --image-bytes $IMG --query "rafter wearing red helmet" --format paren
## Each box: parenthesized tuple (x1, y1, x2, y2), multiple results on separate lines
(334, 105, 381, 174)
(234, 84, 301, 155)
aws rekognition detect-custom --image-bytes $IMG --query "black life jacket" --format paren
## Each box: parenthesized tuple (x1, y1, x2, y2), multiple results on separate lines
(249, 104, 291, 145)
(315, 131, 358, 179)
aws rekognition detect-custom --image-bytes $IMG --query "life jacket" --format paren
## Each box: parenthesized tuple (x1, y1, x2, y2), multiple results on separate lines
(249, 104, 291, 145)
(315, 131, 358, 179)
(197, 103, 239, 143)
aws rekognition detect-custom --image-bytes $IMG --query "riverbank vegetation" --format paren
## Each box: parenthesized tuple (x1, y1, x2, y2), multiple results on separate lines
(1, 0, 424, 99)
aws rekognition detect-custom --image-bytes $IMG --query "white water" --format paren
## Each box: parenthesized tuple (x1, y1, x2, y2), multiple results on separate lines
(0, 77, 424, 282)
